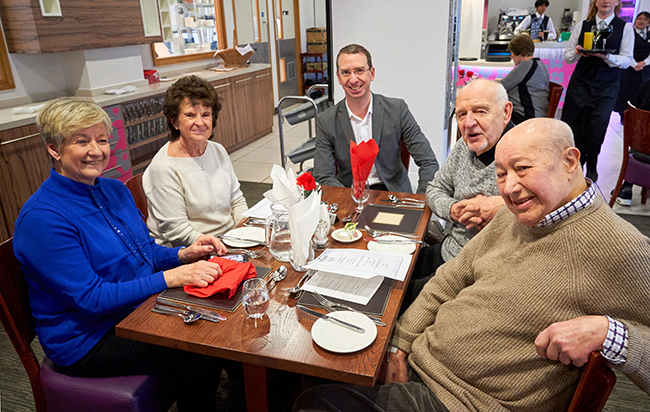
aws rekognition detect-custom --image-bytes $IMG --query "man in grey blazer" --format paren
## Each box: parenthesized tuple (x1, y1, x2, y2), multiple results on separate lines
(313, 44, 438, 194)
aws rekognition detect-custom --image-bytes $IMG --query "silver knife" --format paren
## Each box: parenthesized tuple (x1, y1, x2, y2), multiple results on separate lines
(217, 235, 265, 244)
(370, 202, 425, 209)
(377, 199, 426, 207)
(153, 304, 221, 322)
(156, 297, 227, 321)
(369, 239, 423, 244)
(297, 305, 365, 333)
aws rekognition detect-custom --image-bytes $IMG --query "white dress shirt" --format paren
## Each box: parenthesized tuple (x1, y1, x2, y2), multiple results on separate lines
(564, 14, 635, 69)
(515, 12, 557, 40)
(345, 95, 382, 186)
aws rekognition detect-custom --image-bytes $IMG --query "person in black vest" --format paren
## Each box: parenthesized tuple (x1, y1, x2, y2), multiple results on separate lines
(499, 34, 550, 124)
(561, 0, 634, 182)
(614, 11, 650, 122)
(515, 0, 557, 41)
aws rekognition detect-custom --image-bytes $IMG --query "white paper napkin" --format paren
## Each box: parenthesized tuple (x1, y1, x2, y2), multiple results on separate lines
(104, 85, 137, 95)
(264, 164, 301, 206)
(288, 190, 321, 267)
(11, 104, 45, 115)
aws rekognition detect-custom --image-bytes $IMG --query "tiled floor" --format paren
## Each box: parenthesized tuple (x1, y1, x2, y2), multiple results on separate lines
(230, 112, 650, 216)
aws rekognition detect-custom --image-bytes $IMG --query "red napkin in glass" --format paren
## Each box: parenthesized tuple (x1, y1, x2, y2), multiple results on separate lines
(350, 139, 378, 197)
(350, 139, 379, 182)
(184, 256, 257, 299)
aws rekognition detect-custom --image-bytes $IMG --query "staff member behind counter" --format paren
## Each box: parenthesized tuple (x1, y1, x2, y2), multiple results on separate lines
(515, 0, 557, 41)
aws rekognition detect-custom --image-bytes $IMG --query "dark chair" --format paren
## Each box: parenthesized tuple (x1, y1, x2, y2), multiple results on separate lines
(610, 102, 650, 207)
(547, 81, 564, 118)
(125, 173, 149, 221)
(0, 238, 175, 412)
(567, 351, 617, 412)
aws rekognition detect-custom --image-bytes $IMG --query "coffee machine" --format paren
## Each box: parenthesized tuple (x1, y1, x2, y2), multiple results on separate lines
(496, 8, 528, 40)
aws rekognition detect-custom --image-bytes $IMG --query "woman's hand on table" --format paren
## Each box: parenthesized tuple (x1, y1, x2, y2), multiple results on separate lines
(164, 260, 223, 288)
(178, 235, 228, 263)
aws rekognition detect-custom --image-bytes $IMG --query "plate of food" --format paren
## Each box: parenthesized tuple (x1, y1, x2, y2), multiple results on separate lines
(331, 228, 362, 243)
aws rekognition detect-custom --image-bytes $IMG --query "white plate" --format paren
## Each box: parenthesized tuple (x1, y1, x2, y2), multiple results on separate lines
(331, 228, 362, 243)
(367, 235, 416, 254)
(311, 311, 378, 353)
(222, 227, 265, 248)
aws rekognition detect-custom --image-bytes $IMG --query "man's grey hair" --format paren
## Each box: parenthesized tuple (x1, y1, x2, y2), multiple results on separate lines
(457, 79, 508, 110)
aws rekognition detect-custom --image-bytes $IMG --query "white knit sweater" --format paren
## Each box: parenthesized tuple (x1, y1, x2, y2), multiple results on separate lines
(143, 141, 248, 247)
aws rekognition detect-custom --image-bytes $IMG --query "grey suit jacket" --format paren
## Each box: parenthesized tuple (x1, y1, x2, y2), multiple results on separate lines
(313, 94, 438, 194)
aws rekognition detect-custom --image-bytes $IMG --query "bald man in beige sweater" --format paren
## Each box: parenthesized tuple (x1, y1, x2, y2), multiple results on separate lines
(293, 118, 650, 412)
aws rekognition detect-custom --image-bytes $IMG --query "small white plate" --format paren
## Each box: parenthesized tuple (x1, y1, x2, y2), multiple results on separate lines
(331, 228, 362, 243)
(311, 311, 377, 353)
(222, 227, 265, 248)
(367, 235, 416, 254)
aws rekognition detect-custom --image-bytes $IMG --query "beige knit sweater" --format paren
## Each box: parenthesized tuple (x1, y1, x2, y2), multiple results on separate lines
(392, 195, 650, 412)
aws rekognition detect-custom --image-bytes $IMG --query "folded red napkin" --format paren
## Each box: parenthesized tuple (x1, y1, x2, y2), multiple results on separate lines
(350, 139, 379, 182)
(184, 256, 257, 299)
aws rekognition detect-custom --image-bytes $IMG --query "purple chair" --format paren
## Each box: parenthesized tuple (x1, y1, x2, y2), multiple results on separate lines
(0, 238, 176, 412)
(610, 102, 650, 207)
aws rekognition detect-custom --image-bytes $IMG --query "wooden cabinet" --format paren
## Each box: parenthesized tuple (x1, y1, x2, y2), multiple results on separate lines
(0, 124, 50, 242)
(0, 0, 163, 53)
(227, 68, 273, 152)
(211, 77, 237, 149)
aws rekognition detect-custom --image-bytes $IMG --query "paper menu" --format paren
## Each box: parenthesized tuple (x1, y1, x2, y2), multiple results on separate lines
(301, 271, 383, 305)
(304, 249, 412, 281)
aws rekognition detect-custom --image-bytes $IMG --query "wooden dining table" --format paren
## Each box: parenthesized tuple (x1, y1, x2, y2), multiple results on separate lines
(116, 185, 431, 412)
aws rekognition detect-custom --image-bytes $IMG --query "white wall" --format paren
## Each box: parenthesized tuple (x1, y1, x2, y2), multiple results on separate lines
(637, 0, 650, 14)
(331, 0, 450, 176)
(235, 0, 256, 44)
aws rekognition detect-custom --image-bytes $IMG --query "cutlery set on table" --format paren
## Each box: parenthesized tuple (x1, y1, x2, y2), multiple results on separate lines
(151, 192, 427, 353)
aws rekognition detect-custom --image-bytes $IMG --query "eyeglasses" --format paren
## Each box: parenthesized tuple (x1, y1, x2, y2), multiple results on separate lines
(338, 68, 370, 78)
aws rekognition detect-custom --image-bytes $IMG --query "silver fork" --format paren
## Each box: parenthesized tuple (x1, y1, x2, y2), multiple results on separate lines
(312, 291, 386, 326)
(226, 249, 263, 259)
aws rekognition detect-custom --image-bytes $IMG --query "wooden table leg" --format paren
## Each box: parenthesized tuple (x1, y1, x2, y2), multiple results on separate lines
(243, 363, 270, 412)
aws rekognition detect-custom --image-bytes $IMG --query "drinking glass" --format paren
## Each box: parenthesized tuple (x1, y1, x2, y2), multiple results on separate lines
(601, 24, 612, 50)
(242, 278, 270, 319)
(351, 179, 370, 213)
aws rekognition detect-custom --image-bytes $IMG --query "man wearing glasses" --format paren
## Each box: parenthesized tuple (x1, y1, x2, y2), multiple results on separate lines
(313, 44, 438, 194)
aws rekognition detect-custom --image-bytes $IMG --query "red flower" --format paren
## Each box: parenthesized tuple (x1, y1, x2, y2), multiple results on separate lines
(296, 171, 317, 191)
(466, 71, 474, 78)
(458, 69, 465, 76)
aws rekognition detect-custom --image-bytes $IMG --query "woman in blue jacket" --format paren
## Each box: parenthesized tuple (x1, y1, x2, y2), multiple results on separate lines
(13, 97, 231, 411)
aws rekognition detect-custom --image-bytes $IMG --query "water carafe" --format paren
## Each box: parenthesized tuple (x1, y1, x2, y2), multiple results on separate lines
(265, 202, 291, 262)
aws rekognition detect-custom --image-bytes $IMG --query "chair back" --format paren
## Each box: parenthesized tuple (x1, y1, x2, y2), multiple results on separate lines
(0, 238, 48, 411)
(567, 351, 616, 412)
(125, 173, 148, 222)
(624, 102, 650, 156)
(400, 141, 410, 172)
(547, 81, 564, 118)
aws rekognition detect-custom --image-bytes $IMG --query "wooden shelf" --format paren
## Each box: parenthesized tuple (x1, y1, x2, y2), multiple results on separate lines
(128, 133, 168, 150)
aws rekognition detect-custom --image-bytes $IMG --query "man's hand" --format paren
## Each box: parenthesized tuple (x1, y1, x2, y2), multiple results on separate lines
(178, 235, 228, 263)
(534, 316, 609, 367)
(383, 349, 409, 384)
(634, 61, 646, 71)
(450, 195, 504, 230)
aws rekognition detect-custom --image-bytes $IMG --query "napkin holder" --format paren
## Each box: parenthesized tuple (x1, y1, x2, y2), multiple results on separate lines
(214, 47, 254, 68)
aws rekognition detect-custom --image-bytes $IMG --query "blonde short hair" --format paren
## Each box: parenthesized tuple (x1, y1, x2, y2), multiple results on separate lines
(37, 97, 113, 148)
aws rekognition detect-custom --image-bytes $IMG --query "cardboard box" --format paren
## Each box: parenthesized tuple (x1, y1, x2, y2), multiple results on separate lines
(307, 42, 327, 54)
(306, 27, 327, 43)
(306, 61, 327, 71)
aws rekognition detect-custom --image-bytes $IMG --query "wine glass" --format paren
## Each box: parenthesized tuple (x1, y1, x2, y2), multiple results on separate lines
(600, 24, 613, 50)
(351, 179, 370, 213)
(591, 25, 600, 50)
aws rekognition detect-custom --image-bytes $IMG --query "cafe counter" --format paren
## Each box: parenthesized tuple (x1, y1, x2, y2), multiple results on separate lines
(458, 41, 574, 109)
